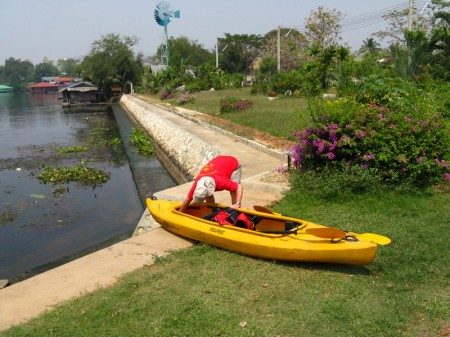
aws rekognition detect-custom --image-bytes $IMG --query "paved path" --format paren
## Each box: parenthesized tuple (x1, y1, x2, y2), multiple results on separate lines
(0, 96, 290, 331)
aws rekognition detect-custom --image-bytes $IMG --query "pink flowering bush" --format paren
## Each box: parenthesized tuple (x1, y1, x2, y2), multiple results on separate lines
(176, 91, 195, 105)
(291, 97, 449, 188)
(219, 96, 253, 113)
(158, 89, 173, 100)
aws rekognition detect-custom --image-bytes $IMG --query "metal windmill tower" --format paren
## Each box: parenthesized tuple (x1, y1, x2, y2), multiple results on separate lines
(154, 1, 180, 66)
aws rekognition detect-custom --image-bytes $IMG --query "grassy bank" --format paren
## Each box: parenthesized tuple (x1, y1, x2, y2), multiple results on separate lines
(3, 183, 448, 336)
(2, 92, 449, 337)
(142, 88, 309, 140)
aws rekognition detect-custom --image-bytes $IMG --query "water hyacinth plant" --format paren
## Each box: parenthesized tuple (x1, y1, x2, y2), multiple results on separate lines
(38, 165, 110, 186)
(129, 127, 154, 156)
(290, 98, 449, 188)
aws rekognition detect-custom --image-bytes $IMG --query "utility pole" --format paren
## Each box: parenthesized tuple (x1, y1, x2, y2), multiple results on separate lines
(216, 42, 228, 68)
(277, 26, 281, 72)
(216, 42, 219, 68)
(276, 27, 292, 72)
(408, 0, 413, 31)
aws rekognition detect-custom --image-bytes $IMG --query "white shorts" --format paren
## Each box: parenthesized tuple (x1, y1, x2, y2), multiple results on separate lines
(230, 163, 242, 183)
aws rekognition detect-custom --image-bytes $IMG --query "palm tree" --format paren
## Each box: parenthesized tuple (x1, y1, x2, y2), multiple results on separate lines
(390, 30, 430, 80)
(430, 11, 450, 57)
(359, 38, 381, 55)
(428, 11, 450, 80)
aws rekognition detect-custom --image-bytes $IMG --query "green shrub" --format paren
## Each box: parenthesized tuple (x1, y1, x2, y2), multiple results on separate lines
(271, 70, 303, 94)
(356, 74, 414, 106)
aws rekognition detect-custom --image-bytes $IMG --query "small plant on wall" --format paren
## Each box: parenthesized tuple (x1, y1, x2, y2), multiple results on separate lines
(129, 128, 154, 156)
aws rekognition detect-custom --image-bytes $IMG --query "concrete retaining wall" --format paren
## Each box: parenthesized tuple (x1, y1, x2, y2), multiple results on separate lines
(120, 95, 220, 180)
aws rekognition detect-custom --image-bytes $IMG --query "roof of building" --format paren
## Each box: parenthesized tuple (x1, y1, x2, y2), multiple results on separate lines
(58, 81, 98, 92)
(53, 77, 74, 83)
(28, 82, 61, 88)
(0, 85, 13, 90)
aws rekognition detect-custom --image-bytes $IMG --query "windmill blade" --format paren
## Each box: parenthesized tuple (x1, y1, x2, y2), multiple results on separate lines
(154, 1, 180, 26)
(154, 1, 172, 26)
(154, 13, 170, 26)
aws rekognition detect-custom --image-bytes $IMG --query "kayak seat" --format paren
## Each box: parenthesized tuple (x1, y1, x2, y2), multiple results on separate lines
(250, 216, 262, 226)
(202, 208, 221, 220)
(203, 208, 256, 230)
(285, 221, 297, 231)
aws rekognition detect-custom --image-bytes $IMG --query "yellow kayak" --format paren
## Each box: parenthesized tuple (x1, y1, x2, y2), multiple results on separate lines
(146, 198, 389, 265)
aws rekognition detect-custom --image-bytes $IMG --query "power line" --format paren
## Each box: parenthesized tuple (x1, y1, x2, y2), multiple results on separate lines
(280, 1, 432, 36)
(341, 1, 430, 33)
(341, 2, 410, 26)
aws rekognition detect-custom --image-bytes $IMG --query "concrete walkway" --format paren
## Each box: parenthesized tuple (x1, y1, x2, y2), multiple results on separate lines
(0, 96, 290, 331)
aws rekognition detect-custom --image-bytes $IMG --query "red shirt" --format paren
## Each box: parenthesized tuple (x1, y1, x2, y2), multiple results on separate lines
(187, 156, 239, 199)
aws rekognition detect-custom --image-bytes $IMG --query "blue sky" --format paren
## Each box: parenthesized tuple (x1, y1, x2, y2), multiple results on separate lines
(0, 0, 428, 65)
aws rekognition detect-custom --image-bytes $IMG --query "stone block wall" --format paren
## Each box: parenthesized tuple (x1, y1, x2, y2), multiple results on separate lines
(120, 95, 220, 181)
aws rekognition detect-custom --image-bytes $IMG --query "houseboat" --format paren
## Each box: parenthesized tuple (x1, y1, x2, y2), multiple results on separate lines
(58, 82, 111, 111)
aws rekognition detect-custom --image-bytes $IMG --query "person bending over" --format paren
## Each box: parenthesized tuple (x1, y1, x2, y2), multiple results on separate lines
(179, 155, 243, 213)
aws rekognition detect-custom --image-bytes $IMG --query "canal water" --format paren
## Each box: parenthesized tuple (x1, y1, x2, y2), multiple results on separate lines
(0, 93, 177, 284)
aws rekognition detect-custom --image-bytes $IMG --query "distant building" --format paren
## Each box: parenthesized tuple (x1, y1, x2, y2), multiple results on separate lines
(28, 82, 63, 93)
(58, 81, 99, 106)
(41, 77, 56, 82)
(52, 77, 75, 85)
(0, 85, 13, 93)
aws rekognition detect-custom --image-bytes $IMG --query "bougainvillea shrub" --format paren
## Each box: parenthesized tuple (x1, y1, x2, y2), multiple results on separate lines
(219, 96, 253, 113)
(290, 98, 449, 188)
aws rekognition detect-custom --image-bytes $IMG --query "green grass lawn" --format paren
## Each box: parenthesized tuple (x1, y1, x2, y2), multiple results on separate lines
(162, 87, 309, 139)
(2, 91, 449, 337)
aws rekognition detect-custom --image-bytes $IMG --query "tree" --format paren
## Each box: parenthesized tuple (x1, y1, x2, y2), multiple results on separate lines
(304, 6, 344, 49)
(33, 59, 59, 82)
(0, 57, 34, 91)
(162, 36, 213, 68)
(258, 56, 278, 75)
(57, 58, 80, 77)
(372, 2, 437, 46)
(261, 28, 308, 71)
(80, 34, 144, 91)
(390, 30, 431, 80)
(217, 33, 263, 73)
(428, 8, 450, 79)
(359, 38, 382, 55)
(298, 45, 353, 95)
